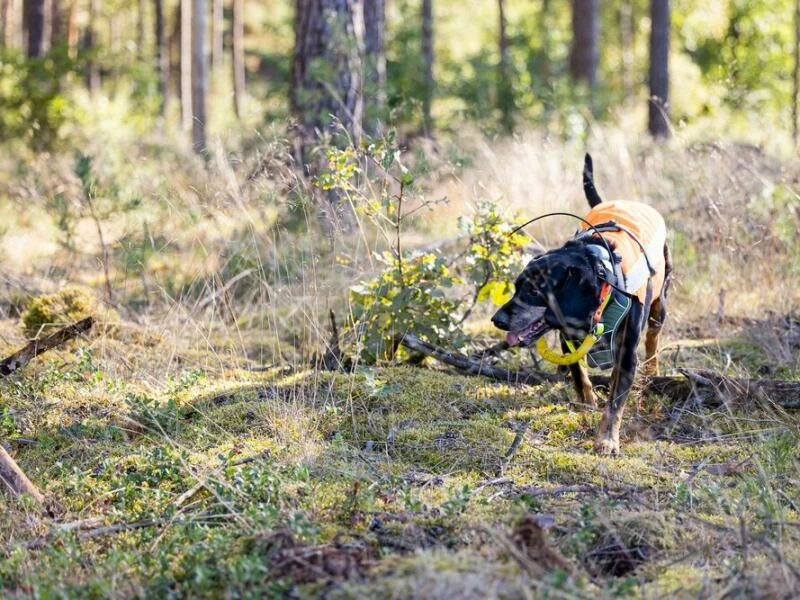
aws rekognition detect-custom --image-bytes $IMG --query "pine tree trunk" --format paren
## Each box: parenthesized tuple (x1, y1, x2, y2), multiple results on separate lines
(793, 0, 800, 146)
(648, 0, 670, 138)
(1, 0, 11, 48)
(155, 0, 168, 115)
(497, 0, 512, 132)
(66, 0, 78, 56)
(211, 0, 222, 72)
(363, 0, 385, 134)
(25, 0, 47, 57)
(421, 0, 433, 135)
(191, 0, 207, 152)
(180, 0, 192, 131)
(232, 0, 245, 118)
(49, 0, 61, 46)
(291, 0, 364, 155)
(619, 0, 634, 101)
(84, 0, 100, 94)
(137, 0, 146, 59)
(569, 0, 598, 87)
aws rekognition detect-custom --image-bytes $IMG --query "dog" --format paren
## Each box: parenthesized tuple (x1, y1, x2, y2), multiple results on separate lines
(491, 154, 672, 455)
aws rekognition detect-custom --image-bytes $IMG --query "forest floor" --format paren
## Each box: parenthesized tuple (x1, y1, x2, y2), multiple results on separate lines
(1, 125, 800, 598)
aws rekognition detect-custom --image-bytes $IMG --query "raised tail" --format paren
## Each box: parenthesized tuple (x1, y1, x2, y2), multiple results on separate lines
(583, 153, 603, 208)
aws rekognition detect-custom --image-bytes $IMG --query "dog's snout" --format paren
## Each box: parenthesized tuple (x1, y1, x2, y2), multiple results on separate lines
(491, 308, 511, 331)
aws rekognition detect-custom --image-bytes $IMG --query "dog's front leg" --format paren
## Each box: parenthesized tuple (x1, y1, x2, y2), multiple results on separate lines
(595, 303, 643, 455)
(560, 335, 597, 409)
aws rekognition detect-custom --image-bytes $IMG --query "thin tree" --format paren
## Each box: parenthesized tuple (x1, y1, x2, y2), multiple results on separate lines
(25, 0, 48, 57)
(137, 0, 146, 59)
(497, 0, 512, 132)
(232, 0, 245, 118)
(421, 0, 433, 134)
(363, 0, 385, 134)
(212, 0, 222, 72)
(66, 0, 78, 56)
(793, 0, 800, 146)
(1, 0, 11, 48)
(84, 0, 100, 94)
(191, 0, 207, 152)
(50, 0, 61, 46)
(180, 0, 191, 131)
(619, 0, 634, 101)
(569, 0, 598, 88)
(291, 0, 364, 157)
(154, 0, 168, 115)
(648, 0, 670, 138)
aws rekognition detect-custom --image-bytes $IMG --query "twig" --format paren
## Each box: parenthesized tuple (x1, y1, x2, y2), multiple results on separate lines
(22, 518, 161, 550)
(0, 317, 94, 377)
(0, 445, 45, 505)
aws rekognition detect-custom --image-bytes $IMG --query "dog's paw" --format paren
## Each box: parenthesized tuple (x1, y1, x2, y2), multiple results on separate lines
(594, 437, 620, 456)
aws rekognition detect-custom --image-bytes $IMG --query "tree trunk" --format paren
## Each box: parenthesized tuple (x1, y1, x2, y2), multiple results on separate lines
(49, 0, 61, 46)
(84, 0, 100, 94)
(291, 0, 364, 155)
(648, 0, 670, 138)
(1, 0, 11, 48)
(421, 0, 433, 135)
(137, 0, 146, 59)
(232, 0, 244, 118)
(25, 0, 47, 57)
(793, 0, 800, 146)
(497, 0, 512, 132)
(66, 0, 78, 56)
(569, 0, 598, 87)
(619, 0, 634, 100)
(211, 0, 222, 72)
(363, 0, 385, 135)
(191, 0, 207, 152)
(180, 0, 192, 131)
(155, 0, 168, 115)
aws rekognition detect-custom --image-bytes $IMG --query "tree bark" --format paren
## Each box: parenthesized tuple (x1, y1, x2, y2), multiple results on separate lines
(291, 0, 364, 155)
(363, 0, 385, 135)
(137, 0, 146, 59)
(49, 0, 61, 46)
(232, 0, 245, 118)
(155, 0, 168, 115)
(66, 0, 78, 56)
(619, 0, 634, 100)
(1, 0, 11, 48)
(180, 0, 192, 131)
(84, 0, 100, 94)
(25, 0, 47, 57)
(497, 0, 512, 132)
(569, 0, 598, 88)
(648, 0, 670, 138)
(421, 0, 433, 135)
(211, 0, 222, 72)
(191, 0, 207, 152)
(793, 0, 800, 146)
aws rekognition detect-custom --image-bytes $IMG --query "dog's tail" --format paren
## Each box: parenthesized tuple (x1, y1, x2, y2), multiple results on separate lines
(583, 153, 603, 208)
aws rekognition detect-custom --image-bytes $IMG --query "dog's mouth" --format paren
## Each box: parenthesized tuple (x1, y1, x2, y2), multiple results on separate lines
(506, 319, 550, 347)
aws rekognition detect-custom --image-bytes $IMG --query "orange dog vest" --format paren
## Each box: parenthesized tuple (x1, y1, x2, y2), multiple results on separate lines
(580, 201, 666, 304)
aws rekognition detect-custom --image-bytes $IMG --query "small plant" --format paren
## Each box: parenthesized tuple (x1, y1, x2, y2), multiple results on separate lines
(22, 286, 98, 337)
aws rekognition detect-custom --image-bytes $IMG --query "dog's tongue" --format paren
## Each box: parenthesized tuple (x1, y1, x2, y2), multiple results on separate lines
(507, 331, 520, 347)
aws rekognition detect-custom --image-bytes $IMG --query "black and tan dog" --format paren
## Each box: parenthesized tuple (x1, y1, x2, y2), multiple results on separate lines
(492, 155, 672, 455)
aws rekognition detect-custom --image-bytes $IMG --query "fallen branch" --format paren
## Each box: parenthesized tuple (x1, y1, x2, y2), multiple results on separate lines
(0, 317, 95, 506)
(22, 518, 160, 550)
(0, 316, 95, 378)
(0, 445, 45, 504)
(397, 333, 800, 409)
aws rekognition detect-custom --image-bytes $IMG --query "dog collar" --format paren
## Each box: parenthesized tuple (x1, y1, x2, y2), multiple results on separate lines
(535, 281, 613, 366)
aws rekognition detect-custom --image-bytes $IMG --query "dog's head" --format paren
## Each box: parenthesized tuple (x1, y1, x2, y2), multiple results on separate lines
(492, 241, 610, 346)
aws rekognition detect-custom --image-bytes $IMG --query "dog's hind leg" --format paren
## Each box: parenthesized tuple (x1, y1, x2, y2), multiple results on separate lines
(561, 336, 597, 409)
(595, 302, 643, 455)
(644, 243, 672, 376)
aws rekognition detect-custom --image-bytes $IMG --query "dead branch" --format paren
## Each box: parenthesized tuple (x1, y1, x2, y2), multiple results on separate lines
(397, 333, 800, 409)
(0, 445, 45, 504)
(22, 518, 161, 550)
(0, 316, 94, 378)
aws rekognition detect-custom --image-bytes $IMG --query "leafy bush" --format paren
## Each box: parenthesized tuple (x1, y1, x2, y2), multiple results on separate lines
(22, 285, 98, 337)
(0, 46, 78, 149)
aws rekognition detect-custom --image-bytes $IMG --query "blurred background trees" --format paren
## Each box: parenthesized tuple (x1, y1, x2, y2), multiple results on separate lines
(0, 0, 798, 154)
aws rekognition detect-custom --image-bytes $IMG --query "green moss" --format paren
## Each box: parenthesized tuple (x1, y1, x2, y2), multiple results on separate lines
(21, 285, 117, 337)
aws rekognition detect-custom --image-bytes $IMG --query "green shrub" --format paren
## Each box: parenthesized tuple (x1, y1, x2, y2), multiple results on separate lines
(22, 285, 98, 337)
